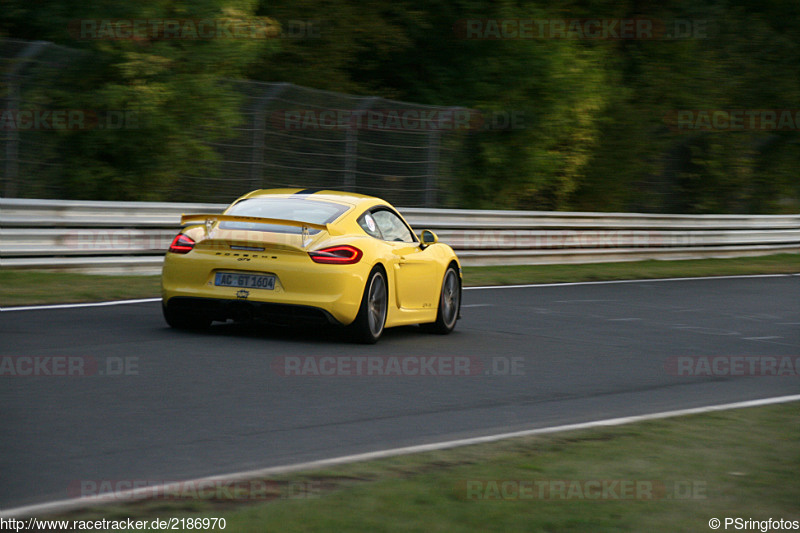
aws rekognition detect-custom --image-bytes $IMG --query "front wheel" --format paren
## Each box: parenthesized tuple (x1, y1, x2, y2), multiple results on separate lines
(347, 268, 388, 344)
(421, 266, 460, 335)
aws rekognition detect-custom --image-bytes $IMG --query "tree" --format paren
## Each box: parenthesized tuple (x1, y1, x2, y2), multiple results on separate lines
(2, 0, 276, 199)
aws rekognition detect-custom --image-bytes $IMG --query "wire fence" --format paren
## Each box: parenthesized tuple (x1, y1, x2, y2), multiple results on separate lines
(1, 39, 86, 200)
(195, 79, 469, 206)
(1, 39, 469, 207)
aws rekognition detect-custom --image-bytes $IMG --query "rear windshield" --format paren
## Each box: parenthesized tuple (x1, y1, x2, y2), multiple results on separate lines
(221, 198, 349, 234)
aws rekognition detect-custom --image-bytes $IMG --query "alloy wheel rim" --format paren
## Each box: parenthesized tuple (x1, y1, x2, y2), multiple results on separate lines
(367, 273, 387, 337)
(442, 269, 459, 327)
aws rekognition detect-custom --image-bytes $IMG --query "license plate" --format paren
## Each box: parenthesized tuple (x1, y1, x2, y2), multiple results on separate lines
(215, 272, 275, 290)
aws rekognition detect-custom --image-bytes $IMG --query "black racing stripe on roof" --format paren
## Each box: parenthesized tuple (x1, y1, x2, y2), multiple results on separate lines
(293, 188, 326, 195)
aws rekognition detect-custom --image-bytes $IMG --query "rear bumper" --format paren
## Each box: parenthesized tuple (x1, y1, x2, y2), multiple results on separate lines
(164, 296, 342, 326)
(161, 250, 367, 325)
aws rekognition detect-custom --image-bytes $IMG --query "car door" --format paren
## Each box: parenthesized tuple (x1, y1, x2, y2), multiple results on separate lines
(370, 209, 439, 310)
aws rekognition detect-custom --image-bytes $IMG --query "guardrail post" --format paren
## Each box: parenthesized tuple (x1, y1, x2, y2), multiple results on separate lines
(425, 130, 441, 207)
(3, 81, 20, 198)
(2, 40, 52, 198)
(250, 82, 290, 191)
(344, 97, 378, 191)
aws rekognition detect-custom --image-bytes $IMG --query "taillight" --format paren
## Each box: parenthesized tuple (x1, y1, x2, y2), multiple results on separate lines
(168, 234, 195, 254)
(309, 245, 363, 264)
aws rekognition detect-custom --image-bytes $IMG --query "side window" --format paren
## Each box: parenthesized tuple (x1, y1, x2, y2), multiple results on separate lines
(372, 210, 415, 243)
(358, 212, 382, 239)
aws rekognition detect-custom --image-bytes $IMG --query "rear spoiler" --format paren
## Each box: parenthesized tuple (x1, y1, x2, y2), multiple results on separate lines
(180, 214, 339, 246)
(181, 214, 328, 231)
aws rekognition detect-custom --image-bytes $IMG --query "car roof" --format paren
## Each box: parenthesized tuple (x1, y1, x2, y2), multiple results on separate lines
(236, 188, 391, 211)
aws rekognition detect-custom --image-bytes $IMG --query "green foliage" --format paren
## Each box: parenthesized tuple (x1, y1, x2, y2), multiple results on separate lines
(2, 0, 277, 199)
(250, 0, 800, 212)
(2, 0, 799, 211)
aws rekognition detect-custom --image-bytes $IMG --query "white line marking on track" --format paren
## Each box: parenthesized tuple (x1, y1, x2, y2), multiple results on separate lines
(0, 298, 162, 312)
(555, 299, 613, 303)
(1, 274, 794, 312)
(463, 273, 795, 291)
(2, 394, 798, 518)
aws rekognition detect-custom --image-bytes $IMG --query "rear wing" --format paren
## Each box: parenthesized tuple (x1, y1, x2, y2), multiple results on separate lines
(180, 214, 340, 247)
(181, 214, 328, 231)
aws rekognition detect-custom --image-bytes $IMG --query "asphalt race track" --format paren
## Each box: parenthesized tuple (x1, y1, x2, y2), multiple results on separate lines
(1, 275, 798, 510)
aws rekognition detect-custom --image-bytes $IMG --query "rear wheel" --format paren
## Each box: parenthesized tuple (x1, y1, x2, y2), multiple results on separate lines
(421, 266, 460, 334)
(162, 302, 211, 330)
(348, 268, 388, 344)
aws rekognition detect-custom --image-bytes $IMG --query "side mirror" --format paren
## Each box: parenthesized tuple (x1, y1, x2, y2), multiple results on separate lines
(420, 230, 438, 248)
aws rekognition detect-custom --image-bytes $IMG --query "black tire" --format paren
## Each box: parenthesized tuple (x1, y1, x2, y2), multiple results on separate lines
(347, 268, 388, 344)
(162, 302, 211, 330)
(421, 266, 460, 335)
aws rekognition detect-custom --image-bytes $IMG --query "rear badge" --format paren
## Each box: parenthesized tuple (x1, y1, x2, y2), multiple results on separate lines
(236, 289, 250, 300)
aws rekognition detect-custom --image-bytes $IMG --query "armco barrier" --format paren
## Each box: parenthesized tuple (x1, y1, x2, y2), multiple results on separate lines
(1, 198, 798, 274)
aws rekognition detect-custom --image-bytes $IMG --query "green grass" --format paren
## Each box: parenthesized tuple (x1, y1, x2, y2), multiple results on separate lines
(1, 253, 797, 306)
(57, 402, 800, 532)
(0, 271, 161, 307)
(462, 252, 800, 286)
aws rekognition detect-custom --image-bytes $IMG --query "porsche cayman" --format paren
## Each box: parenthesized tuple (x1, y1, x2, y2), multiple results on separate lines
(161, 189, 462, 343)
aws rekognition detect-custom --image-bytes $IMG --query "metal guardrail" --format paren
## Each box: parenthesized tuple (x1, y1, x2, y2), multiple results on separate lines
(1, 198, 799, 274)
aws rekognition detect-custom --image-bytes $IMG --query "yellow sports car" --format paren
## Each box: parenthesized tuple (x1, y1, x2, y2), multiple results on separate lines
(161, 189, 462, 343)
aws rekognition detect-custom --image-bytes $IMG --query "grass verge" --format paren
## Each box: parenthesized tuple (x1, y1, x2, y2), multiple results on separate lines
(54, 402, 800, 532)
(0, 271, 161, 307)
(1, 253, 797, 307)
(461, 252, 800, 286)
